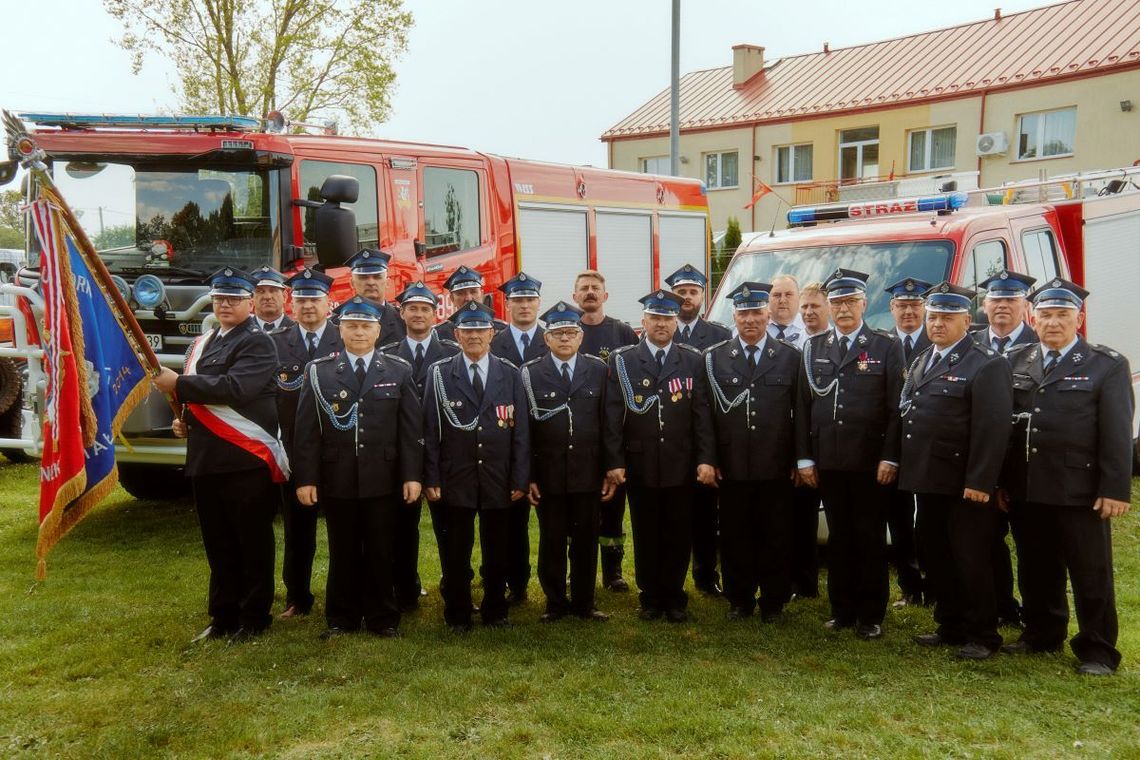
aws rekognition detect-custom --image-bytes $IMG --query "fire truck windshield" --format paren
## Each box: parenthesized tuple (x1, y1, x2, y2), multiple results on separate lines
(38, 160, 280, 279)
(709, 240, 954, 330)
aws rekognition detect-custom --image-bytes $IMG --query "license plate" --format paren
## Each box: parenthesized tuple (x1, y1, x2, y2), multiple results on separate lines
(145, 333, 163, 351)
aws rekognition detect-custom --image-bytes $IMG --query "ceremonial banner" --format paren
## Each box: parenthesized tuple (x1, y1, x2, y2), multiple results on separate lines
(29, 189, 151, 577)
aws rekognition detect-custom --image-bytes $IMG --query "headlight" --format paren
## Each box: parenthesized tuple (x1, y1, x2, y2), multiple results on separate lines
(109, 275, 131, 304)
(133, 274, 166, 309)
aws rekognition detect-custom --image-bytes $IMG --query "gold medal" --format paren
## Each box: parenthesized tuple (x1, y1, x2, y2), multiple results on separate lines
(498, 419, 507, 429)
(332, 403, 339, 412)
(857, 361, 868, 372)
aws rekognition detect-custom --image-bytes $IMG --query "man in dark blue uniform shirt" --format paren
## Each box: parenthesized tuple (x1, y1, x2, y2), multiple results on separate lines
(344, 248, 406, 348)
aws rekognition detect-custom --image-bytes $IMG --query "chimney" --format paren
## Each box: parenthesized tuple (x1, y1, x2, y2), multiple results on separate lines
(732, 44, 765, 88)
(994, 7, 1002, 21)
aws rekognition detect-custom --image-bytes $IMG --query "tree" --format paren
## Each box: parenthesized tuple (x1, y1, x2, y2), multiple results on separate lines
(711, 216, 742, 289)
(0, 190, 24, 249)
(104, 0, 412, 132)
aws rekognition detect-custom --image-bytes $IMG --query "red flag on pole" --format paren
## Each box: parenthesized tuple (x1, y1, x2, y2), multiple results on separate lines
(744, 179, 773, 210)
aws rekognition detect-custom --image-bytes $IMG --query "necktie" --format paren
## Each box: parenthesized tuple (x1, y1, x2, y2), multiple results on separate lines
(903, 334, 914, 360)
(928, 352, 942, 372)
(306, 331, 317, 359)
(471, 363, 484, 400)
(745, 344, 758, 368)
(995, 336, 1011, 354)
(681, 324, 691, 341)
(655, 349, 665, 371)
(414, 343, 425, 374)
(561, 362, 572, 387)
(520, 332, 530, 355)
(263, 321, 274, 333)
(775, 324, 786, 341)
(354, 357, 366, 389)
(839, 336, 850, 356)
(1044, 349, 1062, 374)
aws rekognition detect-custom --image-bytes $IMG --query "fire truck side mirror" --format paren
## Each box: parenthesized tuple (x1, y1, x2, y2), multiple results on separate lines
(0, 159, 16, 187)
(414, 239, 426, 258)
(314, 174, 360, 269)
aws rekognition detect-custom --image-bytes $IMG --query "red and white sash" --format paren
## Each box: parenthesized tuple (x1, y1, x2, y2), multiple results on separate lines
(184, 331, 291, 483)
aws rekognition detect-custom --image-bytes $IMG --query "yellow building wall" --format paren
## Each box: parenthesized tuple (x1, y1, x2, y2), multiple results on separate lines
(607, 67, 1140, 233)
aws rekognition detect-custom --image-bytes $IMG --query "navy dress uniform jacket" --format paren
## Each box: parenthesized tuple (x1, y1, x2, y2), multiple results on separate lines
(898, 337, 1013, 495)
(1002, 338, 1134, 505)
(271, 323, 343, 456)
(491, 324, 548, 367)
(705, 338, 801, 481)
(383, 334, 461, 401)
(603, 341, 716, 488)
(293, 352, 424, 499)
(675, 318, 731, 351)
(971, 323, 1038, 353)
(423, 353, 531, 509)
(176, 318, 280, 477)
(522, 352, 608, 495)
(796, 325, 904, 471)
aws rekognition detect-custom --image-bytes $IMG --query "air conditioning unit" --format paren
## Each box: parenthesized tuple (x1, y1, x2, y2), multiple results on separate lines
(976, 132, 1009, 157)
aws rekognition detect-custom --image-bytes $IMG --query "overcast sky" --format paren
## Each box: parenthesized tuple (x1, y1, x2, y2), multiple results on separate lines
(3, 0, 1047, 167)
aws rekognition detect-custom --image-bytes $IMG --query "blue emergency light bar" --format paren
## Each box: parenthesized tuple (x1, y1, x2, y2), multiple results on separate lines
(787, 191, 969, 226)
(18, 113, 262, 132)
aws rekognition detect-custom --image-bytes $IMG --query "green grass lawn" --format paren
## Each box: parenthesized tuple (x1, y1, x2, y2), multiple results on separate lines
(0, 460, 1137, 759)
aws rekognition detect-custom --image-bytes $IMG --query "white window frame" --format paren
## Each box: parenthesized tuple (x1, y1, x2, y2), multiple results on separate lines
(774, 143, 813, 184)
(704, 151, 739, 190)
(1016, 107, 1076, 162)
(907, 125, 957, 173)
(838, 127, 880, 181)
(640, 155, 670, 175)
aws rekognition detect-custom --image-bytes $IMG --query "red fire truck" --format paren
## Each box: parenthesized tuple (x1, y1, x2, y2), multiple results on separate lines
(709, 169, 1140, 472)
(0, 112, 710, 496)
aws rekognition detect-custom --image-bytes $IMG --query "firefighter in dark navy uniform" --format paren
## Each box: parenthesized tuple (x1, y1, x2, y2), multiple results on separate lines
(270, 268, 342, 620)
(344, 248, 406, 348)
(490, 272, 548, 604)
(292, 295, 424, 639)
(522, 301, 612, 622)
(883, 277, 932, 608)
(973, 269, 1039, 628)
(573, 269, 639, 592)
(433, 266, 508, 342)
(251, 265, 296, 332)
(900, 282, 1013, 660)
(667, 263, 731, 597)
(604, 290, 716, 623)
(423, 301, 530, 632)
(382, 281, 460, 609)
(999, 279, 1133, 675)
(153, 268, 284, 645)
(795, 269, 903, 641)
(705, 282, 801, 622)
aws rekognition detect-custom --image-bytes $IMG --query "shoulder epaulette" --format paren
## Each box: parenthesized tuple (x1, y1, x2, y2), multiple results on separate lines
(707, 338, 732, 352)
(269, 325, 290, 336)
(1004, 342, 1033, 357)
(872, 328, 895, 340)
(380, 342, 399, 353)
(581, 352, 607, 366)
(776, 338, 802, 352)
(610, 344, 635, 357)
(439, 338, 460, 349)
(707, 319, 730, 331)
(311, 353, 336, 364)
(969, 341, 996, 357)
(1090, 344, 1125, 361)
(676, 342, 702, 355)
(521, 356, 545, 370)
(494, 355, 517, 366)
(383, 353, 412, 368)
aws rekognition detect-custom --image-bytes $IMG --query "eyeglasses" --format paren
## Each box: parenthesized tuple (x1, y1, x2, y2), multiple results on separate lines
(211, 296, 250, 306)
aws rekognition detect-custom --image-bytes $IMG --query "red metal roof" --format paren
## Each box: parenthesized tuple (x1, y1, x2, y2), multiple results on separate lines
(602, 0, 1140, 140)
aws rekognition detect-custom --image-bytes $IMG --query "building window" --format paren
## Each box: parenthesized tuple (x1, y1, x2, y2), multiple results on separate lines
(838, 127, 879, 181)
(775, 144, 813, 183)
(908, 126, 957, 173)
(704, 151, 738, 189)
(1017, 107, 1076, 160)
(640, 156, 671, 175)
(423, 166, 481, 257)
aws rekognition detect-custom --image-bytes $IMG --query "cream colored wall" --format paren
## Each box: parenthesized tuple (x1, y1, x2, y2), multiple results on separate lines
(979, 68, 1140, 186)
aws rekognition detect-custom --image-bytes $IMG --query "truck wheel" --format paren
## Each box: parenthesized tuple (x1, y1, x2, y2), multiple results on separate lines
(118, 464, 191, 501)
(0, 357, 20, 416)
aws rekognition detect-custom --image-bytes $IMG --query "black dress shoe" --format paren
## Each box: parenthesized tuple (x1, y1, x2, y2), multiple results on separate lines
(1000, 640, 1033, 655)
(540, 611, 565, 623)
(371, 627, 401, 638)
(696, 582, 722, 598)
(507, 590, 528, 606)
(726, 606, 753, 620)
(484, 617, 513, 629)
(1076, 661, 1114, 676)
(576, 609, 610, 622)
(856, 624, 883, 640)
(605, 577, 630, 593)
(955, 642, 996, 660)
(665, 608, 688, 623)
(227, 626, 266, 645)
(190, 624, 231, 644)
(823, 618, 854, 631)
(448, 623, 473, 634)
(913, 632, 951, 647)
(638, 607, 662, 621)
(319, 626, 351, 640)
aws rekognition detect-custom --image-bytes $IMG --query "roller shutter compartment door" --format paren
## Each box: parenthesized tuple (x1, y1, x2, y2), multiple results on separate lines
(517, 206, 589, 305)
(658, 214, 708, 286)
(595, 212, 652, 326)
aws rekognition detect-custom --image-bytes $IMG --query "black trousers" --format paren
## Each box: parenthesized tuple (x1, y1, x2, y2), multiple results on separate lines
(886, 483, 923, 599)
(428, 499, 447, 591)
(507, 499, 532, 596)
(719, 478, 793, 615)
(819, 470, 888, 626)
(628, 484, 693, 613)
(192, 468, 277, 632)
(690, 483, 720, 588)
(790, 484, 821, 596)
(442, 504, 510, 627)
(280, 479, 318, 613)
(1010, 500, 1121, 669)
(393, 500, 423, 606)
(537, 491, 600, 615)
(916, 493, 1001, 651)
(324, 494, 400, 632)
(992, 512, 1021, 621)
(599, 484, 627, 550)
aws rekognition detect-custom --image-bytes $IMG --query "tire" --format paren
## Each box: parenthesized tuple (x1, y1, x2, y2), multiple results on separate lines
(118, 463, 192, 501)
(0, 357, 20, 416)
